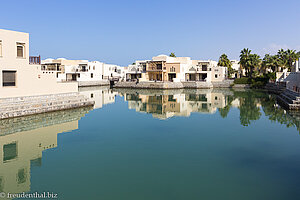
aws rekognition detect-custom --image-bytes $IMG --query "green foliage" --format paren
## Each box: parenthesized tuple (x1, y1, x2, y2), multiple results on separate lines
(239, 48, 261, 78)
(277, 49, 300, 71)
(233, 73, 275, 88)
(234, 77, 252, 84)
(238, 48, 299, 76)
(169, 52, 176, 57)
(218, 53, 234, 77)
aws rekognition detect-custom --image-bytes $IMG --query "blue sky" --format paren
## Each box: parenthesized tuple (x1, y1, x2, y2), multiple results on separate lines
(1, 0, 300, 66)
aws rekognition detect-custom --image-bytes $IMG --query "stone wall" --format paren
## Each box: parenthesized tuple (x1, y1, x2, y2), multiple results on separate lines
(0, 93, 94, 119)
(78, 80, 109, 87)
(114, 81, 234, 89)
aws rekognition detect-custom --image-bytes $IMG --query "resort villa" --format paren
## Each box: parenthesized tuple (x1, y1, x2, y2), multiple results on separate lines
(125, 55, 228, 83)
(41, 58, 125, 86)
(0, 29, 78, 98)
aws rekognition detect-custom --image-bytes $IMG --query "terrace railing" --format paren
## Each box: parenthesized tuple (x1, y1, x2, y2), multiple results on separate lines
(29, 56, 41, 65)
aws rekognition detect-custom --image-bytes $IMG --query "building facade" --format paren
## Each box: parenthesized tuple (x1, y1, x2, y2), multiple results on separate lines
(42, 59, 125, 83)
(0, 29, 77, 98)
(126, 55, 228, 83)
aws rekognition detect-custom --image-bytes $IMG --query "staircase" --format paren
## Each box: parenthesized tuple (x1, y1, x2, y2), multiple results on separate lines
(277, 89, 300, 110)
(0, 93, 94, 119)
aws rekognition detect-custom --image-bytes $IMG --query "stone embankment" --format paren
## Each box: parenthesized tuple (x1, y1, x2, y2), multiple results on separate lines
(78, 80, 109, 87)
(0, 107, 91, 136)
(114, 80, 234, 89)
(277, 89, 300, 110)
(0, 93, 94, 119)
(265, 83, 286, 94)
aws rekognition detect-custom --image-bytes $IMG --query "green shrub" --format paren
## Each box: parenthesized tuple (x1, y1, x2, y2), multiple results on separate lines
(233, 77, 251, 84)
(251, 81, 265, 88)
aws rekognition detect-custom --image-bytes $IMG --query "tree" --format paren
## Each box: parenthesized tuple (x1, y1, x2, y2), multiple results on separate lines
(218, 54, 234, 77)
(239, 48, 252, 77)
(262, 54, 282, 73)
(261, 54, 273, 73)
(285, 49, 299, 71)
(248, 54, 261, 77)
(277, 49, 299, 71)
(169, 52, 176, 57)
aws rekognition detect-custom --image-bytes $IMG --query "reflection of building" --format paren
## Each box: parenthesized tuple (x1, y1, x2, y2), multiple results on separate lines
(0, 107, 91, 195)
(122, 89, 228, 119)
(79, 86, 118, 109)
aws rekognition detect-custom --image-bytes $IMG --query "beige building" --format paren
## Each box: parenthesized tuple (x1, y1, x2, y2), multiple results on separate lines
(0, 29, 78, 99)
(0, 29, 78, 98)
(128, 55, 227, 83)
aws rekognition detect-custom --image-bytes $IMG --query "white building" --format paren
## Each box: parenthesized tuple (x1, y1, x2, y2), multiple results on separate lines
(102, 63, 125, 80)
(126, 55, 228, 83)
(42, 59, 125, 84)
(185, 60, 227, 82)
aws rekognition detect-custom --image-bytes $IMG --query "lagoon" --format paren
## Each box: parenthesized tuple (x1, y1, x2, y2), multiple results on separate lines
(1, 87, 300, 200)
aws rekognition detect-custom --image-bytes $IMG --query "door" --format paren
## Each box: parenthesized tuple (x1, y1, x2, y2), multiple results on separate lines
(168, 73, 176, 82)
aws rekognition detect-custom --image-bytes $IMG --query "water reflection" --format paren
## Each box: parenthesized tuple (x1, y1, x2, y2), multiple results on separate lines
(116, 88, 229, 119)
(1, 86, 300, 197)
(79, 86, 117, 110)
(115, 88, 300, 132)
(0, 107, 92, 196)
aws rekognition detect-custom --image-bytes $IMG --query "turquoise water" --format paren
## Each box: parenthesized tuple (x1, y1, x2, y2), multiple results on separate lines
(1, 88, 300, 200)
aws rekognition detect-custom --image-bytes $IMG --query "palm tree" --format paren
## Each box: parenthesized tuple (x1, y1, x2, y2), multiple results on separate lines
(277, 49, 299, 71)
(249, 54, 261, 77)
(169, 52, 176, 57)
(239, 48, 252, 77)
(218, 54, 234, 77)
(261, 54, 273, 74)
(286, 49, 299, 71)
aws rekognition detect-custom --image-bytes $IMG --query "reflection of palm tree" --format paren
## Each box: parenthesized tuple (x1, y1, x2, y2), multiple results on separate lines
(260, 94, 300, 134)
(218, 95, 234, 118)
(233, 90, 262, 126)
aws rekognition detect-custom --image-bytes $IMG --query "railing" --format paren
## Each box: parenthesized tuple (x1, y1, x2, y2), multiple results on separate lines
(147, 66, 162, 71)
(29, 56, 41, 65)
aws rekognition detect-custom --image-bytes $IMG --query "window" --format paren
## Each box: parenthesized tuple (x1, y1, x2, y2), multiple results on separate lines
(93, 66, 95, 70)
(0, 40, 2, 57)
(91, 73, 93, 78)
(91, 93, 94, 98)
(157, 64, 162, 69)
(3, 142, 17, 162)
(16, 42, 25, 58)
(78, 74, 80, 78)
(2, 70, 16, 87)
(215, 74, 218, 78)
(17, 168, 27, 184)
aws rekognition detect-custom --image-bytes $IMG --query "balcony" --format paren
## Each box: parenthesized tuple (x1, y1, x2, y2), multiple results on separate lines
(29, 56, 41, 65)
